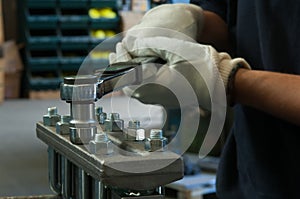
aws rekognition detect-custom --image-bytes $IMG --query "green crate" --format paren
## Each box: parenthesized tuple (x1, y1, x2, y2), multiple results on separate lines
(27, 49, 60, 71)
(29, 77, 62, 90)
(90, 16, 120, 29)
(60, 38, 90, 50)
(28, 70, 62, 90)
(60, 16, 89, 29)
(60, 57, 85, 71)
(28, 58, 60, 71)
(27, 36, 59, 50)
(59, 0, 88, 8)
(27, 15, 58, 29)
(90, 0, 119, 9)
(26, 0, 57, 8)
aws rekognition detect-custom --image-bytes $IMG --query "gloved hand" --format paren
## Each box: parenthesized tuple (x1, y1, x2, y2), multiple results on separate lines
(123, 3, 204, 43)
(109, 36, 251, 112)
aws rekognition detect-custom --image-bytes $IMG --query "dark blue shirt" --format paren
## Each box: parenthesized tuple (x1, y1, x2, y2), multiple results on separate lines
(190, 0, 300, 198)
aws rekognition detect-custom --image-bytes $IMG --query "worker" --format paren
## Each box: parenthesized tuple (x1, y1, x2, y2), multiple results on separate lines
(110, 2, 300, 199)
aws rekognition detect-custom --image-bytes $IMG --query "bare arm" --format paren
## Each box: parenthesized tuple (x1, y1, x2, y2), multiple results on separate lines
(201, 11, 300, 125)
(232, 68, 300, 126)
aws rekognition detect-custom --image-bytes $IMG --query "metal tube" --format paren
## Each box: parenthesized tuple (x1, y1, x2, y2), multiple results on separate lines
(61, 157, 73, 199)
(70, 103, 97, 127)
(48, 147, 61, 194)
(74, 166, 91, 199)
(92, 179, 107, 199)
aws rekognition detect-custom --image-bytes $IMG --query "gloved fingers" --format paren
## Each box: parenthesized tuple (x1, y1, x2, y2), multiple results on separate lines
(123, 36, 210, 65)
(108, 52, 117, 64)
(126, 3, 204, 42)
(109, 42, 133, 63)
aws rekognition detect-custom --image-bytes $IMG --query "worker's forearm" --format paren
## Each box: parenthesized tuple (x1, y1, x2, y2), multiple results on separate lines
(232, 69, 300, 126)
(199, 11, 229, 51)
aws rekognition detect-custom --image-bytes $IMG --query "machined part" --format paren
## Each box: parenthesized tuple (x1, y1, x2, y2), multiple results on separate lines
(69, 103, 98, 144)
(89, 133, 114, 155)
(74, 166, 91, 199)
(61, 157, 73, 199)
(92, 179, 107, 199)
(36, 122, 183, 190)
(70, 126, 97, 144)
(70, 103, 97, 127)
(126, 120, 145, 141)
(104, 113, 124, 132)
(56, 115, 71, 135)
(95, 106, 107, 124)
(48, 147, 61, 194)
(145, 129, 168, 152)
(60, 75, 98, 102)
(43, 107, 61, 126)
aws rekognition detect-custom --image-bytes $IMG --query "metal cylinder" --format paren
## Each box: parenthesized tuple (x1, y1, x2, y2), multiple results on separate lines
(74, 166, 91, 199)
(48, 147, 61, 194)
(70, 103, 97, 144)
(92, 179, 107, 199)
(61, 157, 73, 199)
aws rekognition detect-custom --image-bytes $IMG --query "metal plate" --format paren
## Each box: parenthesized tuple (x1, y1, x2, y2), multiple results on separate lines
(36, 122, 183, 190)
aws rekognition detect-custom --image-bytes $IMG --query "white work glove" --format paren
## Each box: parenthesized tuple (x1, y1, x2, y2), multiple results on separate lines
(109, 36, 251, 112)
(122, 3, 204, 43)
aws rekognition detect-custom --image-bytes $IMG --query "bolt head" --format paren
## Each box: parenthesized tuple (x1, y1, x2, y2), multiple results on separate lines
(126, 128, 145, 141)
(56, 122, 70, 135)
(147, 137, 168, 152)
(43, 115, 61, 126)
(89, 140, 113, 155)
(104, 120, 124, 132)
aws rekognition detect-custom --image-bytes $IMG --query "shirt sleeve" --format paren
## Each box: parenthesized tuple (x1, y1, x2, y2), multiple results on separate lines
(189, 0, 227, 22)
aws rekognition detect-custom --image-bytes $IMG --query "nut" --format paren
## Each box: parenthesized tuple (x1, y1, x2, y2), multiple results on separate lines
(43, 107, 61, 126)
(104, 113, 124, 132)
(126, 120, 145, 141)
(145, 129, 168, 152)
(56, 115, 71, 135)
(95, 107, 107, 124)
(89, 133, 113, 155)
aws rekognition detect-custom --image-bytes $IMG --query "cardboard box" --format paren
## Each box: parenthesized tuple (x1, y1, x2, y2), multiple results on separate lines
(1, 40, 24, 98)
(0, 85, 3, 104)
(0, 0, 4, 43)
(4, 71, 21, 99)
(0, 70, 3, 104)
(29, 90, 60, 100)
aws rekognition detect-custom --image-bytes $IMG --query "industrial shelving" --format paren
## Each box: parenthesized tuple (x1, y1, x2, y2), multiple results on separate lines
(20, 0, 122, 94)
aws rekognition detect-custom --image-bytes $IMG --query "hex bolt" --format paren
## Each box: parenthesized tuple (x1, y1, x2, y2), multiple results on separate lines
(145, 129, 168, 152)
(150, 129, 163, 139)
(89, 133, 113, 155)
(43, 107, 61, 126)
(56, 115, 71, 135)
(104, 113, 124, 132)
(95, 107, 107, 124)
(126, 120, 145, 141)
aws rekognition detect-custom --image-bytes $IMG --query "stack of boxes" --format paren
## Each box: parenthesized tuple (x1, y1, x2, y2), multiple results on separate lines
(0, 0, 4, 103)
(20, 0, 122, 97)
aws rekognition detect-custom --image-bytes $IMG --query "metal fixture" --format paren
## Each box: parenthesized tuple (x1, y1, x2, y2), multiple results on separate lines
(89, 133, 114, 155)
(36, 63, 183, 199)
(95, 106, 107, 124)
(60, 75, 98, 144)
(126, 120, 145, 141)
(104, 113, 124, 132)
(43, 107, 61, 126)
(56, 115, 71, 135)
(146, 129, 168, 152)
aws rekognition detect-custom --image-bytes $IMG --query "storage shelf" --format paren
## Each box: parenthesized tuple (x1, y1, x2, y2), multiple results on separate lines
(21, 0, 121, 92)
